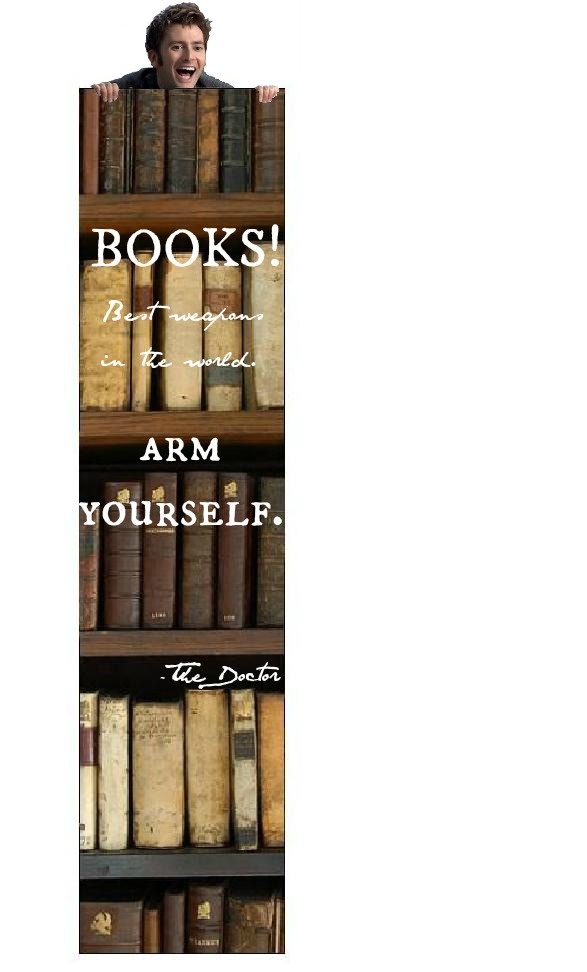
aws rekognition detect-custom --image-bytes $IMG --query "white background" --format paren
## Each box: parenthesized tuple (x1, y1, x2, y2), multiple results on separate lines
(1, 0, 587, 968)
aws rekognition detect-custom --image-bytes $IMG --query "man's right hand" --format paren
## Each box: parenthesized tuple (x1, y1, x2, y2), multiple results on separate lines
(92, 82, 120, 103)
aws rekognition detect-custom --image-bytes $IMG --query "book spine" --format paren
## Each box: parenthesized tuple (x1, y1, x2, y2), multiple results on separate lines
(257, 693, 285, 846)
(124, 90, 134, 193)
(181, 472, 217, 628)
(186, 885, 225, 953)
(99, 96, 126, 192)
(203, 263, 243, 411)
(98, 695, 130, 850)
(79, 509, 99, 630)
(166, 90, 198, 191)
(186, 690, 230, 846)
(197, 89, 220, 193)
(230, 689, 258, 850)
(133, 90, 166, 192)
(131, 253, 154, 411)
(142, 473, 178, 628)
(142, 902, 162, 953)
(132, 701, 184, 848)
(103, 481, 142, 629)
(80, 901, 143, 953)
(81, 89, 100, 194)
(161, 255, 203, 409)
(225, 894, 275, 953)
(217, 473, 252, 628)
(256, 477, 285, 625)
(163, 888, 186, 953)
(80, 260, 132, 411)
(220, 89, 251, 192)
(243, 243, 285, 409)
(253, 90, 285, 192)
(80, 691, 99, 850)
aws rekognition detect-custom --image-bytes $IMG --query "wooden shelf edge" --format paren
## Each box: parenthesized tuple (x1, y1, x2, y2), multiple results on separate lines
(79, 410, 284, 449)
(80, 848, 284, 879)
(80, 629, 284, 657)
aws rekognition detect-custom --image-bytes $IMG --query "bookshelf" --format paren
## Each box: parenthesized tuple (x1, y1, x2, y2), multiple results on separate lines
(81, 849, 285, 880)
(81, 629, 284, 657)
(80, 410, 284, 449)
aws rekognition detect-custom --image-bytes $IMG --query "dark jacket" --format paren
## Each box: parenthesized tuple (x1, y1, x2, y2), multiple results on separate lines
(111, 67, 233, 89)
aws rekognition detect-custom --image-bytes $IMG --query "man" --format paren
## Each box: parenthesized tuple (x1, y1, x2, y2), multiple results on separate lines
(92, 3, 279, 103)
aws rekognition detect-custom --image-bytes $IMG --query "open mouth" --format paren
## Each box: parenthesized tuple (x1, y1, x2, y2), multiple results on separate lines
(176, 66, 197, 82)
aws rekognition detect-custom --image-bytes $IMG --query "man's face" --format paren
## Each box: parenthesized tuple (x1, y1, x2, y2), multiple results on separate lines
(148, 24, 206, 89)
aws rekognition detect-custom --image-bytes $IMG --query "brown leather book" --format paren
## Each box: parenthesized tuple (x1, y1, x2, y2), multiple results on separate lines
(253, 90, 285, 192)
(186, 884, 225, 953)
(103, 481, 142, 629)
(181, 472, 217, 628)
(80, 260, 132, 411)
(225, 891, 277, 953)
(81, 89, 99, 194)
(133, 90, 165, 192)
(142, 897, 162, 953)
(274, 894, 285, 953)
(166, 89, 197, 191)
(256, 477, 284, 626)
(132, 700, 184, 848)
(220, 89, 251, 192)
(80, 897, 143, 953)
(80, 691, 99, 850)
(217, 473, 252, 628)
(142, 473, 177, 628)
(230, 689, 258, 850)
(163, 886, 186, 953)
(186, 690, 230, 846)
(131, 252, 154, 411)
(79, 508, 99, 631)
(99, 95, 127, 192)
(257, 693, 285, 847)
(203, 263, 243, 411)
(197, 89, 220, 193)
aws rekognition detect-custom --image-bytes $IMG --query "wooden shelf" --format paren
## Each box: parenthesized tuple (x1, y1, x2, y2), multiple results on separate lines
(80, 410, 284, 449)
(80, 629, 284, 657)
(80, 193, 284, 237)
(80, 848, 284, 880)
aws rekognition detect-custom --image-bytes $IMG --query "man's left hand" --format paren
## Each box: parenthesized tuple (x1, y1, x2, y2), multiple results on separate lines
(256, 85, 280, 103)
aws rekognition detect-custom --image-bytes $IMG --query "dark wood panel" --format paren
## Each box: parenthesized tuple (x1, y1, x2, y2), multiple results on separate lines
(80, 629, 284, 657)
(80, 849, 284, 880)
(80, 411, 284, 449)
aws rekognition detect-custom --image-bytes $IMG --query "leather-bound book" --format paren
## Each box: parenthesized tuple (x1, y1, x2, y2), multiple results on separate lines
(197, 88, 220, 193)
(257, 693, 284, 847)
(225, 891, 277, 953)
(80, 897, 143, 953)
(124, 90, 134, 192)
(81, 89, 99, 194)
(142, 473, 177, 628)
(181, 472, 217, 628)
(230, 689, 258, 850)
(103, 481, 142, 629)
(253, 90, 285, 192)
(186, 690, 230, 846)
(160, 254, 203, 409)
(243, 244, 285, 409)
(80, 260, 131, 411)
(142, 896, 162, 953)
(217, 473, 252, 628)
(79, 508, 99, 631)
(186, 884, 225, 953)
(203, 263, 243, 410)
(274, 894, 285, 953)
(98, 695, 129, 850)
(133, 90, 165, 192)
(220, 89, 251, 192)
(132, 700, 184, 848)
(166, 89, 197, 191)
(163, 886, 186, 953)
(131, 252, 154, 411)
(99, 94, 127, 192)
(256, 477, 284, 626)
(80, 691, 99, 850)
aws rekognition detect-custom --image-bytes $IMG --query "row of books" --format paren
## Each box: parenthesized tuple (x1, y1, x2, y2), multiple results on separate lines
(80, 88, 284, 194)
(80, 689, 284, 852)
(80, 883, 284, 953)
(79, 473, 284, 630)
(80, 247, 284, 412)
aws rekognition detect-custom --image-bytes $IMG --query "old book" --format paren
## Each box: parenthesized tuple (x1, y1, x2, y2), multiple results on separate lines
(217, 473, 252, 628)
(186, 885, 225, 953)
(99, 94, 127, 192)
(257, 693, 284, 847)
(124, 90, 134, 192)
(81, 89, 99, 194)
(163, 886, 185, 953)
(80, 897, 143, 953)
(203, 263, 243, 410)
(220, 89, 251, 192)
(225, 891, 277, 953)
(80, 260, 131, 411)
(98, 695, 130, 851)
(143, 897, 162, 953)
(185, 690, 230, 846)
(197, 88, 220, 193)
(230, 689, 258, 850)
(160, 254, 203, 409)
(274, 894, 285, 953)
(253, 90, 285, 192)
(181, 472, 217, 628)
(142, 473, 177, 628)
(133, 90, 165, 192)
(103, 481, 142, 629)
(132, 700, 184, 848)
(131, 252, 154, 411)
(243, 244, 285, 408)
(80, 691, 99, 850)
(79, 508, 99, 631)
(256, 477, 285, 626)
(166, 89, 197, 191)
